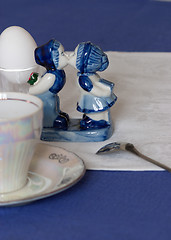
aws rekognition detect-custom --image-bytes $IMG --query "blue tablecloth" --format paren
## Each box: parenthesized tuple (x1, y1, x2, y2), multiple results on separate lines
(1, 1, 171, 239)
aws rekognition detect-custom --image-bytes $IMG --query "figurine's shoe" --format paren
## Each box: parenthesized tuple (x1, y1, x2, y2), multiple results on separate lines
(80, 115, 110, 130)
(59, 111, 70, 122)
(53, 114, 69, 130)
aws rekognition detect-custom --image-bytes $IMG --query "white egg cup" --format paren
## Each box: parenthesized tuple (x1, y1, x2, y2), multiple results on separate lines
(0, 26, 38, 93)
(0, 66, 39, 93)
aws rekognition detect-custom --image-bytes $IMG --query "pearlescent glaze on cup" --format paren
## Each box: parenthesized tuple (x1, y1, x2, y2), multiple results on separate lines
(0, 92, 43, 193)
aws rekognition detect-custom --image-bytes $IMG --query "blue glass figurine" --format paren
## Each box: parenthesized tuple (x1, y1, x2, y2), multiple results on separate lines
(69, 41, 117, 131)
(28, 39, 69, 130)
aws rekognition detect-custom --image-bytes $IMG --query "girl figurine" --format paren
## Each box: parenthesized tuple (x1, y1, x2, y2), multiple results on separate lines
(28, 39, 69, 129)
(69, 41, 117, 130)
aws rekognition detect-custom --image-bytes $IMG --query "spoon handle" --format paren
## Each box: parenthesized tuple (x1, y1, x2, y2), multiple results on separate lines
(125, 143, 171, 172)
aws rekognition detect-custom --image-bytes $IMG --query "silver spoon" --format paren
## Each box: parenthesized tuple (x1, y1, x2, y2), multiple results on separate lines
(96, 142, 171, 172)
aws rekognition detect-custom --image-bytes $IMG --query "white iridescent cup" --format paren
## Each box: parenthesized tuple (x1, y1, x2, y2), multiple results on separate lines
(0, 92, 43, 193)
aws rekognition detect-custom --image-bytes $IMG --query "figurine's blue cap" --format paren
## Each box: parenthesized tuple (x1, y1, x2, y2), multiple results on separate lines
(76, 42, 109, 73)
(35, 39, 60, 70)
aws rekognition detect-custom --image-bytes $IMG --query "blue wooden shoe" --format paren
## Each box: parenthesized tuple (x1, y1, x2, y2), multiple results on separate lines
(53, 114, 69, 130)
(80, 115, 110, 130)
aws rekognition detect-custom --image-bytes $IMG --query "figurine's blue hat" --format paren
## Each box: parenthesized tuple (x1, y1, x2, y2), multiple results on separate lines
(35, 39, 61, 70)
(76, 42, 109, 73)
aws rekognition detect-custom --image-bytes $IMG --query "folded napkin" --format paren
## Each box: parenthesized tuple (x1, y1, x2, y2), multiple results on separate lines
(47, 52, 171, 171)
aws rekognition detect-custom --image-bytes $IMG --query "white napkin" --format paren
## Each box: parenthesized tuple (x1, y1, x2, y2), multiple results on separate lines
(47, 52, 171, 171)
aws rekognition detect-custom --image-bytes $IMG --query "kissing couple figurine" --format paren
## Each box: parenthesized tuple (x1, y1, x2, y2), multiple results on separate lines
(28, 39, 117, 142)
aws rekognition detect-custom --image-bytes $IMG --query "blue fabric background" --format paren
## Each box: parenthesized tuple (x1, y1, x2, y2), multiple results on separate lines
(0, 0, 171, 239)
(1, 0, 171, 51)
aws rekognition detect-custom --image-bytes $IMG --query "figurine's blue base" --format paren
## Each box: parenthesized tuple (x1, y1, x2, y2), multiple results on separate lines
(41, 119, 113, 142)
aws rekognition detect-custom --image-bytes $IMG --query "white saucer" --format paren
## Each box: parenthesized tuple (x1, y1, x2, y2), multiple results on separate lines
(0, 143, 86, 206)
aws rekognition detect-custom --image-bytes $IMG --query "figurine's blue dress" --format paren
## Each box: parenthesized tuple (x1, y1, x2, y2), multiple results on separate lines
(77, 73, 117, 114)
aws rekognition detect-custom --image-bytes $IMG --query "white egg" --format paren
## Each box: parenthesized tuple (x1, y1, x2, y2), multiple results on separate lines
(0, 26, 38, 84)
(0, 26, 37, 69)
